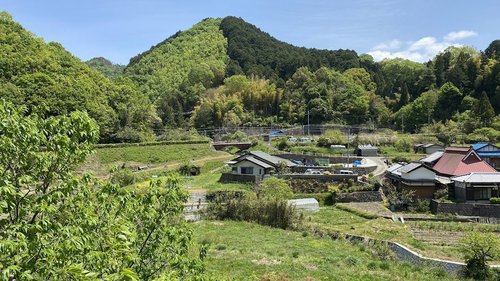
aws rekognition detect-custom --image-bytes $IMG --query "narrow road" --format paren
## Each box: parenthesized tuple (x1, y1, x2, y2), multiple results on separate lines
(365, 156, 388, 177)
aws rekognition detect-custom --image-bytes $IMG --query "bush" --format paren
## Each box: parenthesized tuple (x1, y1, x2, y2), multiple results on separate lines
(258, 177, 293, 200)
(490, 197, 500, 204)
(392, 156, 411, 163)
(460, 232, 499, 280)
(409, 199, 430, 213)
(276, 138, 290, 151)
(178, 163, 201, 176)
(110, 168, 136, 186)
(203, 197, 301, 229)
(394, 135, 413, 152)
(434, 188, 449, 201)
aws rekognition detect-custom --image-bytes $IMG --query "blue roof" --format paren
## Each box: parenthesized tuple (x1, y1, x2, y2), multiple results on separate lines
(472, 142, 490, 150)
(477, 152, 500, 157)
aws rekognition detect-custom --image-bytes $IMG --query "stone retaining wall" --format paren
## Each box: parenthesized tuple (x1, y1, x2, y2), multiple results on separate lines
(430, 200, 500, 218)
(335, 190, 382, 203)
(219, 173, 260, 184)
(277, 174, 358, 183)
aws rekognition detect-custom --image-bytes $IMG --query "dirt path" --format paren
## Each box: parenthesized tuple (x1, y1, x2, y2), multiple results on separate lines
(147, 153, 233, 173)
(364, 157, 388, 177)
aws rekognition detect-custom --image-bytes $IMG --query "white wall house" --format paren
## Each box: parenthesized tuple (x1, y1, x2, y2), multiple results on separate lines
(231, 158, 270, 176)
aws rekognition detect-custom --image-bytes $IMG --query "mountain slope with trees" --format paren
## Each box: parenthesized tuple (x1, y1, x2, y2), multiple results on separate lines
(2, 11, 500, 142)
(0, 12, 158, 142)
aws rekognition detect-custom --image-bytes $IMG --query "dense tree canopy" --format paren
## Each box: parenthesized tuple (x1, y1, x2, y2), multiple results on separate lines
(2, 11, 500, 138)
(0, 100, 203, 280)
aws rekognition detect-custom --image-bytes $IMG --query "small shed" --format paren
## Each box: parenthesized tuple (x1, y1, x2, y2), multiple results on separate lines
(287, 198, 319, 212)
(356, 144, 378, 156)
(414, 143, 444, 155)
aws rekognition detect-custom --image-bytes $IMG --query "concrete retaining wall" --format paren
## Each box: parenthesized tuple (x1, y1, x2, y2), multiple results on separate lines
(430, 200, 500, 218)
(335, 190, 382, 203)
(344, 234, 466, 276)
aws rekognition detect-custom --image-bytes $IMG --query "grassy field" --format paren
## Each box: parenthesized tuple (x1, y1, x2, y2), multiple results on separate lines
(79, 143, 232, 178)
(95, 143, 224, 164)
(192, 220, 457, 280)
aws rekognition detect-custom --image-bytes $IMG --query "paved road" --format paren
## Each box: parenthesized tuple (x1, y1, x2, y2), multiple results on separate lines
(365, 157, 388, 177)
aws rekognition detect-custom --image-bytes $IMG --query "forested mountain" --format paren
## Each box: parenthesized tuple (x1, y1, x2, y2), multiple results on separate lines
(0, 12, 158, 143)
(2, 11, 500, 142)
(86, 57, 125, 78)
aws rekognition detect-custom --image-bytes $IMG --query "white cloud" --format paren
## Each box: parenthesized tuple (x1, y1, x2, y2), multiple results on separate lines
(373, 39, 401, 50)
(367, 30, 477, 62)
(444, 30, 477, 42)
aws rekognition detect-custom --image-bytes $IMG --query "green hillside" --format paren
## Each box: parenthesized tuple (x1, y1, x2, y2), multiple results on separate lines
(86, 57, 125, 78)
(0, 12, 158, 142)
(220, 16, 361, 84)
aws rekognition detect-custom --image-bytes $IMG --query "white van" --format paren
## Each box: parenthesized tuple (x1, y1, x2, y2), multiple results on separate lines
(339, 170, 354, 175)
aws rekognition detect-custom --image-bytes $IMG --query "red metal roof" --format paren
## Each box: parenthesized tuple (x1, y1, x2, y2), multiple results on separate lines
(432, 147, 497, 176)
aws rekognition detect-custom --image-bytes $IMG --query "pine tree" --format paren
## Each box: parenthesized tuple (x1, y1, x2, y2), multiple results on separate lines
(474, 91, 495, 127)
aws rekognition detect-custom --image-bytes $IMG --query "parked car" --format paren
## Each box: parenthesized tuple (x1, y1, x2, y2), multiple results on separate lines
(299, 137, 313, 143)
(339, 170, 354, 175)
(305, 169, 322, 175)
(288, 137, 298, 142)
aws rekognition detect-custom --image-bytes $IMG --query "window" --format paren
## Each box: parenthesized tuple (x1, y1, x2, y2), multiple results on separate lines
(259, 169, 262, 175)
(232, 167, 237, 173)
(240, 167, 254, 175)
(473, 188, 491, 200)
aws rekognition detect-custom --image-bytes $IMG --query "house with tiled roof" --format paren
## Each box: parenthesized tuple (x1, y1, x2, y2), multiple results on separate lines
(471, 142, 500, 170)
(385, 162, 437, 198)
(432, 147, 497, 177)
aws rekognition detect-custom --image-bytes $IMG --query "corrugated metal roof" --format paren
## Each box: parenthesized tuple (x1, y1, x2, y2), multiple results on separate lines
(420, 151, 444, 163)
(250, 151, 296, 167)
(452, 172, 500, 183)
(477, 152, 500, 157)
(433, 147, 496, 176)
(387, 163, 403, 174)
(472, 142, 489, 151)
(398, 162, 424, 173)
(237, 156, 273, 169)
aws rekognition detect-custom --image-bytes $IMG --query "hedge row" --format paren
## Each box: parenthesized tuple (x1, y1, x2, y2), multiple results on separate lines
(95, 140, 210, 149)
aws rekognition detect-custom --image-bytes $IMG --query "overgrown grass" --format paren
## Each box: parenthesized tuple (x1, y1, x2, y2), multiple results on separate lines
(95, 143, 223, 164)
(192, 221, 457, 280)
(409, 221, 500, 233)
(335, 203, 380, 219)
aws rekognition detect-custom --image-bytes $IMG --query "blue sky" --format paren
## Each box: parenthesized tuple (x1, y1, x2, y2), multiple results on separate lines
(3, 0, 500, 64)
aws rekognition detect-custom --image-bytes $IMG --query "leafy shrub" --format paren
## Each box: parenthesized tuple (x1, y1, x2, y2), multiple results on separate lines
(110, 168, 137, 186)
(220, 130, 249, 142)
(383, 183, 415, 211)
(203, 197, 301, 229)
(178, 163, 201, 176)
(409, 199, 430, 213)
(490, 197, 500, 204)
(394, 135, 413, 152)
(392, 156, 411, 163)
(434, 188, 449, 201)
(258, 177, 293, 200)
(276, 138, 290, 151)
(460, 232, 499, 280)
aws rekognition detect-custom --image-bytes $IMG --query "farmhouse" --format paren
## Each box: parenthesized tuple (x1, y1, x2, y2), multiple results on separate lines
(451, 172, 500, 202)
(227, 151, 296, 177)
(471, 142, 500, 170)
(432, 147, 496, 177)
(414, 143, 445, 155)
(385, 162, 437, 198)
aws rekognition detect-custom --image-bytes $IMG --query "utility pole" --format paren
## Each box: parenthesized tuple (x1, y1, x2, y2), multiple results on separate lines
(401, 114, 404, 133)
(307, 110, 310, 136)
